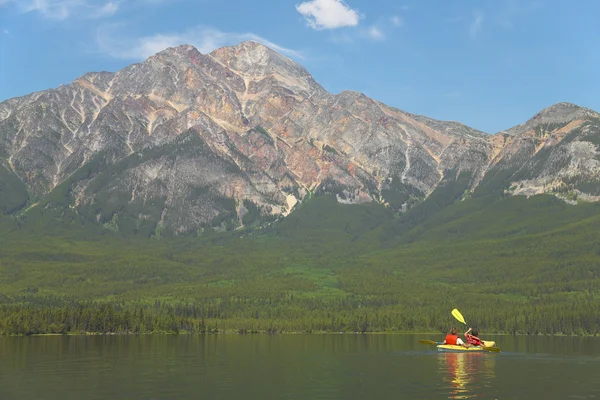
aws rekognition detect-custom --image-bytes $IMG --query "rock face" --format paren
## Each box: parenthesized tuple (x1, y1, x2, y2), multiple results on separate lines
(485, 103, 600, 203)
(1, 41, 599, 234)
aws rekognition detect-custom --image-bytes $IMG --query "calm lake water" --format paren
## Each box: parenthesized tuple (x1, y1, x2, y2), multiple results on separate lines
(0, 334, 599, 399)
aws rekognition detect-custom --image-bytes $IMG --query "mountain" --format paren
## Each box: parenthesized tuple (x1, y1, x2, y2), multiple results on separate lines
(1, 41, 599, 235)
(484, 102, 600, 201)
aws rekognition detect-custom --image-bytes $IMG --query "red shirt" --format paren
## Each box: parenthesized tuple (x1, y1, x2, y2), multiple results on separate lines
(465, 333, 483, 346)
(445, 334, 458, 345)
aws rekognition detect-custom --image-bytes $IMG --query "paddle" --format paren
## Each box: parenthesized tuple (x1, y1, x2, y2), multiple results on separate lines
(451, 308, 467, 325)
(451, 308, 501, 352)
(419, 340, 441, 345)
(481, 346, 501, 352)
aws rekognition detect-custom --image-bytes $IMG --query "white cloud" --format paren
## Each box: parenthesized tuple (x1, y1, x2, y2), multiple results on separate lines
(391, 15, 403, 27)
(367, 26, 384, 41)
(296, 0, 361, 30)
(96, 25, 303, 60)
(5, 0, 119, 20)
(19, 0, 75, 19)
(469, 11, 484, 40)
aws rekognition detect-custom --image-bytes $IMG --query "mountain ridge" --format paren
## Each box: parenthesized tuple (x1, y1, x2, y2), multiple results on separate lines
(1, 41, 599, 235)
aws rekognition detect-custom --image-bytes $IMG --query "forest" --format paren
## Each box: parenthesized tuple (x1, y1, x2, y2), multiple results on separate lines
(1, 189, 600, 336)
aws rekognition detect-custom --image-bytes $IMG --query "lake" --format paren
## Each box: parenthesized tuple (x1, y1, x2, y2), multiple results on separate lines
(0, 334, 599, 399)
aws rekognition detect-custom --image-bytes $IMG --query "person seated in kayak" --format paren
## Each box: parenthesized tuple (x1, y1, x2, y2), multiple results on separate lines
(442, 327, 470, 347)
(464, 327, 483, 347)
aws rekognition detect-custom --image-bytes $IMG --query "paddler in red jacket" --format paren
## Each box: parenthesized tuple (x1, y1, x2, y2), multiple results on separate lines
(464, 327, 483, 347)
(442, 327, 470, 347)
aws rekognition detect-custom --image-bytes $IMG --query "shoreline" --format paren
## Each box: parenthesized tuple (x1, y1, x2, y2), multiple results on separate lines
(4, 331, 598, 338)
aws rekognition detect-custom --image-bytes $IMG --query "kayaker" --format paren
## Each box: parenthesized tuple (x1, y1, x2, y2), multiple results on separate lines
(442, 327, 469, 347)
(464, 327, 483, 347)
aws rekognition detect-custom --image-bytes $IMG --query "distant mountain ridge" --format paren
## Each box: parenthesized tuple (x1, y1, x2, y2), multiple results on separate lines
(1, 41, 599, 235)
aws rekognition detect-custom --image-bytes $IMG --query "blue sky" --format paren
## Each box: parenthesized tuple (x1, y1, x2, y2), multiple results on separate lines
(0, 0, 598, 133)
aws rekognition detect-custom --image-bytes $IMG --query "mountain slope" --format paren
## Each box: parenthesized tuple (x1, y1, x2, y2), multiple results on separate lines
(1, 189, 600, 335)
(479, 104, 600, 201)
(1, 41, 599, 234)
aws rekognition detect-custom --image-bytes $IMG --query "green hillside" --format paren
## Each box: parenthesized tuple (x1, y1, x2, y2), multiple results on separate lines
(1, 189, 599, 336)
(0, 164, 29, 215)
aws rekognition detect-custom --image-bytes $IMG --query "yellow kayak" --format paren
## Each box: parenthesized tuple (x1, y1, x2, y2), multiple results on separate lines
(437, 340, 496, 352)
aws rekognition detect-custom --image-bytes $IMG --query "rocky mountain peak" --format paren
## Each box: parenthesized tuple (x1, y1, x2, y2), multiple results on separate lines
(151, 44, 202, 59)
(210, 40, 289, 73)
(141, 44, 205, 71)
(502, 102, 600, 136)
(209, 41, 321, 94)
(534, 102, 599, 123)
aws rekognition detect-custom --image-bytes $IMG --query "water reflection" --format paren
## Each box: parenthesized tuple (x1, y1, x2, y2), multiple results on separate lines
(439, 353, 496, 399)
(2, 335, 600, 399)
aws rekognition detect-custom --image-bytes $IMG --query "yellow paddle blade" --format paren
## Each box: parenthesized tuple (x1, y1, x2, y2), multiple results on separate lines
(451, 308, 467, 325)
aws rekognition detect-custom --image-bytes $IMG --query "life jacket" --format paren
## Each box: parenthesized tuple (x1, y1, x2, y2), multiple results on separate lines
(466, 334, 483, 346)
(445, 333, 458, 345)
